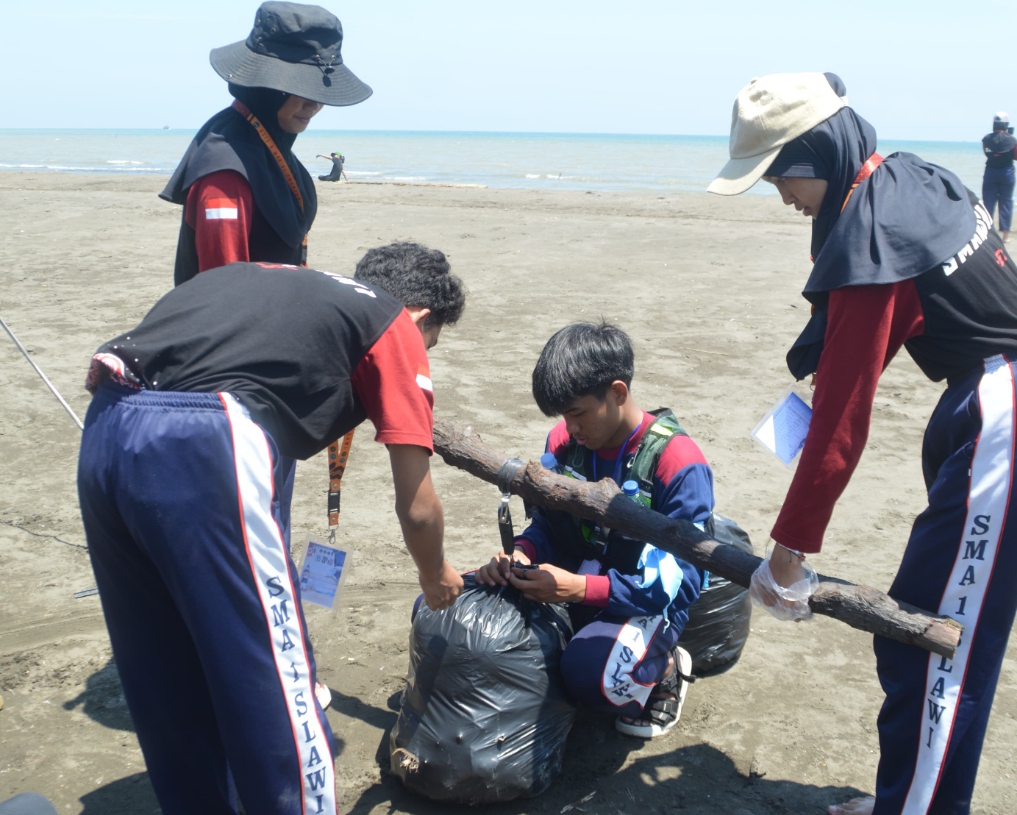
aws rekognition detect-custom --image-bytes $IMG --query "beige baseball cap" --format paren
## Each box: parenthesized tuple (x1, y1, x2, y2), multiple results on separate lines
(708, 72, 847, 196)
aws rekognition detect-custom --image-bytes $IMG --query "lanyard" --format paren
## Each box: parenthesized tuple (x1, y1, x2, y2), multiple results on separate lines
(231, 101, 343, 535)
(591, 423, 643, 486)
(231, 100, 310, 258)
(840, 152, 884, 213)
(326, 430, 356, 542)
(231, 99, 305, 211)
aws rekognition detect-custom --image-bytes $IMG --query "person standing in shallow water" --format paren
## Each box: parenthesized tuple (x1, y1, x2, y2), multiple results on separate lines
(710, 73, 1017, 815)
(161, 2, 372, 286)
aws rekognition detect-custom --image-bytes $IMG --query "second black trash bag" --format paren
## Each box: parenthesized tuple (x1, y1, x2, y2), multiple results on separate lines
(390, 575, 576, 804)
(677, 514, 754, 673)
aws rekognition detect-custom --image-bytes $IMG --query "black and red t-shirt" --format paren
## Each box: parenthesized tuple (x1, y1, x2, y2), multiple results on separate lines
(773, 200, 1017, 552)
(90, 262, 434, 460)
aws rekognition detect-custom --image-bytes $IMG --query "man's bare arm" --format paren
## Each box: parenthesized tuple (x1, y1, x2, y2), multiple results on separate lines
(388, 444, 463, 610)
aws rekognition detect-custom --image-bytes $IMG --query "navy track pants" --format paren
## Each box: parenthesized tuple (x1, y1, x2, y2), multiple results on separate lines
(560, 609, 680, 717)
(872, 356, 1017, 815)
(77, 383, 337, 815)
(982, 166, 1014, 233)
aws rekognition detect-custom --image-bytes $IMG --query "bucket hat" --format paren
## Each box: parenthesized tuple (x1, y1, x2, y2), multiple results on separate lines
(708, 73, 846, 195)
(210, 2, 372, 107)
(994, 111, 1010, 128)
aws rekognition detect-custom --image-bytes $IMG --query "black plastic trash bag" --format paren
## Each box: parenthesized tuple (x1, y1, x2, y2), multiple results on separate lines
(677, 513, 754, 673)
(390, 575, 576, 804)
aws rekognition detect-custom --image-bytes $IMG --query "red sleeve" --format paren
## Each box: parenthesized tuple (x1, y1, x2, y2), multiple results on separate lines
(513, 538, 539, 563)
(350, 309, 435, 452)
(184, 170, 253, 273)
(583, 575, 611, 607)
(770, 280, 925, 553)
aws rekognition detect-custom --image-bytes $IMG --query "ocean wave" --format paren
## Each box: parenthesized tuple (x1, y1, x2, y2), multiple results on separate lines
(0, 163, 172, 174)
(48, 164, 143, 171)
(521, 173, 574, 180)
(106, 160, 144, 165)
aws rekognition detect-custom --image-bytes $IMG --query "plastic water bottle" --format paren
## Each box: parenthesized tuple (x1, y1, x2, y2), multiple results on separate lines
(622, 479, 639, 499)
(540, 452, 560, 472)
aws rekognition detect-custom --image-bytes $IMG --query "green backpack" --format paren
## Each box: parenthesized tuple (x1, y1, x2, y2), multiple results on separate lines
(556, 408, 687, 564)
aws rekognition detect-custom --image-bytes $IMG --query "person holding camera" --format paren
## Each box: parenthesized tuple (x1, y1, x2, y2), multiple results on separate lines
(982, 112, 1016, 243)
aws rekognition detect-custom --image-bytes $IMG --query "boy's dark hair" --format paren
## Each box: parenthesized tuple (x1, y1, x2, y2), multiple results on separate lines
(532, 321, 635, 417)
(354, 242, 466, 328)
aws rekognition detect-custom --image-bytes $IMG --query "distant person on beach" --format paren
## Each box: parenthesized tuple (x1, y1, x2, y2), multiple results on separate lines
(710, 72, 1017, 815)
(78, 246, 466, 815)
(317, 151, 347, 182)
(981, 112, 1016, 243)
(160, 2, 372, 286)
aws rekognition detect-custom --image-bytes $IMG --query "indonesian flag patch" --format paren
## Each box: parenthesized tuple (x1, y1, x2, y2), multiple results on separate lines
(416, 363, 433, 392)
(204, 198, 239, 220)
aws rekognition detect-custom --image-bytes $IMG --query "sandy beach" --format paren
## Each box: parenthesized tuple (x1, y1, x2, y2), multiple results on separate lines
(0, 171, 1014, 814)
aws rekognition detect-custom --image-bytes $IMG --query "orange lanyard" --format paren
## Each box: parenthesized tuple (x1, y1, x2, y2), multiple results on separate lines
(841, 152, 884, 213)
(326, 430, 356, 538)
(231, 101, 344, 526)
(232, 99, 305, 211)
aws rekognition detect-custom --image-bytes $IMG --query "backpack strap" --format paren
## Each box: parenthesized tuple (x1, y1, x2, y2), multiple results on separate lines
(558, 438, 602, 547)
(554, 409, 687, 548)
(625, 408, 687, 506)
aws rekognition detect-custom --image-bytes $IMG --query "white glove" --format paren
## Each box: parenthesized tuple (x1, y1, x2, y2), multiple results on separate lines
(749, 558, 819, 622)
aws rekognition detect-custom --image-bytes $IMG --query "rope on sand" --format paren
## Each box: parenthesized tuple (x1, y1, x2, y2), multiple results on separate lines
(0, 312, 84, 430)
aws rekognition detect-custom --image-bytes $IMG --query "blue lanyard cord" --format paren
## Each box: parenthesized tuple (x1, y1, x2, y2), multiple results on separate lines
(590, 422, 643, 486)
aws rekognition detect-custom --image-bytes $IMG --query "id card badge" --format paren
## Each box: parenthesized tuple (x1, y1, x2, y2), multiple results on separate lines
(751, 385, 813, 467)
(297, 539, 351, 612)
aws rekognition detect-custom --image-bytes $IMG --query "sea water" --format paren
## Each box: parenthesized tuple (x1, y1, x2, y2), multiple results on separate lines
(0, 128, 990, 196)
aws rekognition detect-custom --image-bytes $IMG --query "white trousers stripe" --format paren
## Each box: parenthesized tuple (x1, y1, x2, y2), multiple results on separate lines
(591, 615, 665, 708)
(901, 356, 1015, 814)
(221, 394, 337, 815)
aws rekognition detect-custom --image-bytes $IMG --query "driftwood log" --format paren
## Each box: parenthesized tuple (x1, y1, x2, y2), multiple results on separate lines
(433, 420, 963, 659)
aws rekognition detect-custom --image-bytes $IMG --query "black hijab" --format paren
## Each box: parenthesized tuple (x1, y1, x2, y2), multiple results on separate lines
(777, 86, 977, 379)
(160, 84, 317, 248)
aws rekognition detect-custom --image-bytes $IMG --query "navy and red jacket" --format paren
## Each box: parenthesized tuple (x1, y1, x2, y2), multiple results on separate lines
(515, 411, 713, 624)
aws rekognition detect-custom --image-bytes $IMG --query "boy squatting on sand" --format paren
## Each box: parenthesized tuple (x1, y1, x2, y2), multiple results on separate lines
(476, 321, 711, 739)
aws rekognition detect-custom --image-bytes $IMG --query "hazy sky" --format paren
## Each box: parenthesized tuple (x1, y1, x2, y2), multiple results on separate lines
(4, 1, 1014, 140)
